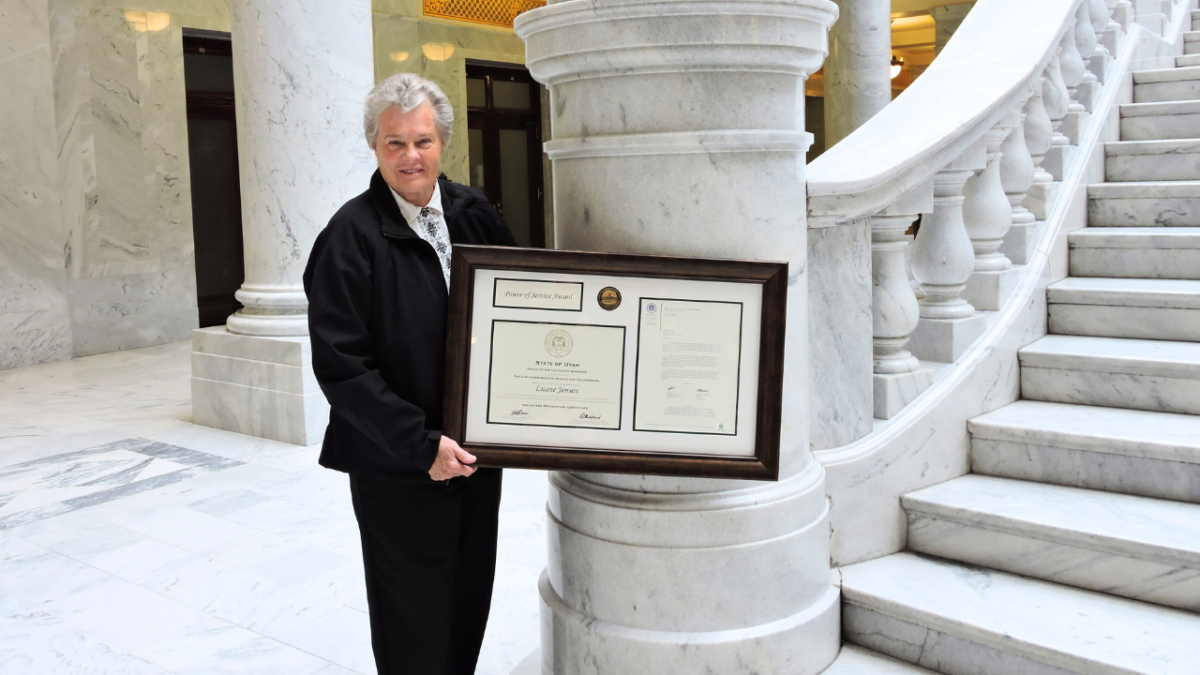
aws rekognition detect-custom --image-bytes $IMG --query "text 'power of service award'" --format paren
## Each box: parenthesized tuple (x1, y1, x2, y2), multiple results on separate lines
(487, 321, 625, 430)
(634, 299, 743, 435)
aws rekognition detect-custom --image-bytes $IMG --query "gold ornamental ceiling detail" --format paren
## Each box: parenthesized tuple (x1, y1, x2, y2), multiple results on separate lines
(423, 0, 546, 28)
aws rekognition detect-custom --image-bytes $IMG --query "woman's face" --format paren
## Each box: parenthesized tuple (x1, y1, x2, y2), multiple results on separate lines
(374, 102, 443, 207)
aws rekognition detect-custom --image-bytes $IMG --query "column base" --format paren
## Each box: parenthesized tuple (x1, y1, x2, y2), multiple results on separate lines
(908, 313, 987, 363)
(1000, 220, 1041, 265)
(538, 571, 841, 675)
(964, 267, 1021, 311)
(1024, 182, 1060, 221)
(1042, 146, 1075, 183)
(190, 327, 329, 446)
(873, 368, 935, 419)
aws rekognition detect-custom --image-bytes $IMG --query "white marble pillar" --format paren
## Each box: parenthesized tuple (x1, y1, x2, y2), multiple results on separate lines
(516, 1, 841, 672)
(962, 112, 1019, 311)
(931, 2, 976, 55)
(908, 139, 987, 363)
(191, 0, 376, 445)
(824, 0, 892, 148)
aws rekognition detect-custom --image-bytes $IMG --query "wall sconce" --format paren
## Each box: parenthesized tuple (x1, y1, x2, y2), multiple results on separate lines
(125, 11, 170, 32)
(890, 55, 904, 80)
(422, 43, 456, 61)
(389, 51, 410, 62)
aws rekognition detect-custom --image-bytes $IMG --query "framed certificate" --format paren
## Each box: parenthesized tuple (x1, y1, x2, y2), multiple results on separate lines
(443, 245, 787, 481)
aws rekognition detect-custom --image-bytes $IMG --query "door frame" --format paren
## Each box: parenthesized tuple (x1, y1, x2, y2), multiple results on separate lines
(465, 60, 546, 248)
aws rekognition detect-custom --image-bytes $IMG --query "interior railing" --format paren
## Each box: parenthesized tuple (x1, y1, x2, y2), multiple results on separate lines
(807, 0, 1133, 421)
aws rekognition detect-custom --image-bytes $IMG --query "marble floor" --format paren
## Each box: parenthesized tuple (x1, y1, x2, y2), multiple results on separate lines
(0, 341, 546, 674)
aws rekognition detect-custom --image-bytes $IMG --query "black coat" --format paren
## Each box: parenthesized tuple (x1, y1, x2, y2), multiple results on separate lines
(303, 170, 517, 482)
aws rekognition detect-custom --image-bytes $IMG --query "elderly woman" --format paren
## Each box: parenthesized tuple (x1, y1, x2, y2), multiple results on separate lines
(303, 73, 517, 675)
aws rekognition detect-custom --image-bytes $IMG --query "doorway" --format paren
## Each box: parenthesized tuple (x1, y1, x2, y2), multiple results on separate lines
(183, 29, 245, 328)
(465, 62, 546, 248)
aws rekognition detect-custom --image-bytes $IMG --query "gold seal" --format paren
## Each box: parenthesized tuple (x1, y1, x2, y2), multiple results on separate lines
(597, 286, 622, 311)
(544, 329, 573, 357)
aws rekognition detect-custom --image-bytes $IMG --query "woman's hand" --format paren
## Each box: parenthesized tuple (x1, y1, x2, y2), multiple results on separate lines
(428, 435, 476, 481)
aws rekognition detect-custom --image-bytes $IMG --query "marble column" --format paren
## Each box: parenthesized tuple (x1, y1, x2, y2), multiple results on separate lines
(931, 2, 976, 55)
(516, 0, 841, 673)
(824, 0, 892, 148)
(191, 0, 376, 445)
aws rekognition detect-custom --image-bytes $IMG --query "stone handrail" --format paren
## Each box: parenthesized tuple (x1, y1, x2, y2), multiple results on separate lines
(806, 0, 1128, 421)
(808, 0, 1091, 225)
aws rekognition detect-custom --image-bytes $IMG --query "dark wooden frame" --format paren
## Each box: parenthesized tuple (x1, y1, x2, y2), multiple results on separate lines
(443, 245, 788, 481)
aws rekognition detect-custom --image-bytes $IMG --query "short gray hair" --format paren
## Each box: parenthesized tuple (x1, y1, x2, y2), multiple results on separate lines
(363, 73, 454, 148)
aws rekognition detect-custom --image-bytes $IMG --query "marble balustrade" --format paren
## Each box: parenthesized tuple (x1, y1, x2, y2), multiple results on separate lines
(802, 0, 1171, 567)
(808, 0, 1094, 443)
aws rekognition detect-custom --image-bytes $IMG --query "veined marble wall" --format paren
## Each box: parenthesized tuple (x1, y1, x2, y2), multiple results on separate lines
(0, 0, 74, 370)
(373, 0, 526, 184)
(0, 0, 229, 370)
(53, 6, 199, 356)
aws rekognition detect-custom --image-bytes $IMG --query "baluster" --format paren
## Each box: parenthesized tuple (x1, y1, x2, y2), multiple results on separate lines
(1060, 22, 1088, 144)
(1113, 0, 1134, 32)
(909, 140, 988, 363)
(1075, 3, 1101, 111)
(872, 197, 935, 418)
(1090, 0, 1117, 80)
(1043, 49, 1073, 181)
(963, 112, 1019, 311)
(1094, 0, 1118, 54)
(1021, 82, 1057, 223)
(1005, 91, 1044, 264)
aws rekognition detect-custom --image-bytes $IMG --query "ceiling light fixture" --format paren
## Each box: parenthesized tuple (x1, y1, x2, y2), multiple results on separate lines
(890, 55, 904, 79)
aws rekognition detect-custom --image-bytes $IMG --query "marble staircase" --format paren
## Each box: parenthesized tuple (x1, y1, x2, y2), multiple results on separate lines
(836, 9, 1200, 673)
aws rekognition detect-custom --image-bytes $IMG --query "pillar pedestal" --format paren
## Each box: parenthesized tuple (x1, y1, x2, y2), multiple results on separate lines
(190, 0, 375, 444)
(191, 328, 327, 445)
(515, 0, 840, 671)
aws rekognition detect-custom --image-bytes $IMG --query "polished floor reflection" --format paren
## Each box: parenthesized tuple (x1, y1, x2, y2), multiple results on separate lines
(0, 342, 545, 674)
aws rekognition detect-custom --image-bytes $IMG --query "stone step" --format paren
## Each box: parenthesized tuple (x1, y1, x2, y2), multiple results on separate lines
(1181, 54, 1200, 68)
(1048, 277, 1200, 341)
(1087, 180, 1200, 227)
(1119, 99, 1200, 140)
(1019, 334, 1200, 415)
(823, 645, 939, 675)
(1132, 65, 1200, 103)
(903, 475, 1200, 612)
(969, 400, 1200, 503)
(1068, 227, 1200, 280)
(1187, 30, 1200, 55)
(841, 552, 1200, 675)
(1106, 139, 1200, 182)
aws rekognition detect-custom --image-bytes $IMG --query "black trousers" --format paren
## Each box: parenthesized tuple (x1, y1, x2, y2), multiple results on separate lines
(349, 468, 503, 675)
